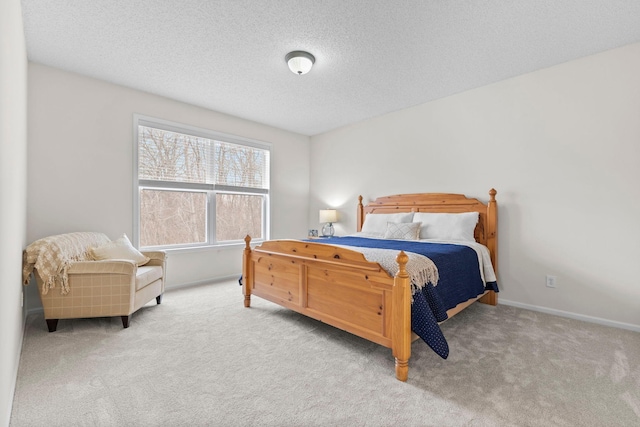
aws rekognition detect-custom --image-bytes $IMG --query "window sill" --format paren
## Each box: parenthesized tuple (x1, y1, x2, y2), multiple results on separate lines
(142, 240, 264, 255)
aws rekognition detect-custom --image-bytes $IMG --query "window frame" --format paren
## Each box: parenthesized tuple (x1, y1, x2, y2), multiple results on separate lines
(133, 114, 271, 251)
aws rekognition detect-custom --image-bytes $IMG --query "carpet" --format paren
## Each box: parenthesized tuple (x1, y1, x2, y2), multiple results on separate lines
(10, 280, 640, 426)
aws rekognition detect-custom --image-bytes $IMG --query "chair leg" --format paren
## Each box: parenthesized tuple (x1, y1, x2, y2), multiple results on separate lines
(156, 294, 163, 304)
(121, 315, 130, 328)
(46, 319, 59, 332)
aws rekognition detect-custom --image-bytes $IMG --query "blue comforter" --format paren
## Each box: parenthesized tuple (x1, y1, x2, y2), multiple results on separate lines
(310, 236, 499, 359)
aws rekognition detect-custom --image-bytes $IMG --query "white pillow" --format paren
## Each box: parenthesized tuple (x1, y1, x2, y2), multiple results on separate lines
(90, 233, 150, 266)
(413, 212, 479, 242)
(383, 222, 421, 240)
(361, 212, 414, 236)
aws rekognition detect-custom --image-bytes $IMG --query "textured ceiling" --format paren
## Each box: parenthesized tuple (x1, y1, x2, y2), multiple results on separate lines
(20, 0, 640, 136)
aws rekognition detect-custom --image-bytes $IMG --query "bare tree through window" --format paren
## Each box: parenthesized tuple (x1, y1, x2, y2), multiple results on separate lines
(137, 122, 269, 248)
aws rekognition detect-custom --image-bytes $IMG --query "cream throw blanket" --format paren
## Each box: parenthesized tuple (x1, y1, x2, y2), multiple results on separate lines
(22, 232, 111, 295)
(331, 244, 439, 296)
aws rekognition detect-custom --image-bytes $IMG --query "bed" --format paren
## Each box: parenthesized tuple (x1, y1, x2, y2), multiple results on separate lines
(241, 190, 498, 381)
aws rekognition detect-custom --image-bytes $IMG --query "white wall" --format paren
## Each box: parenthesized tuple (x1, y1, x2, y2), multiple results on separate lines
(21, 31, 640, 337)
(0, 0, 28, 424)
(310, 42, 640, 330)
(26, 63, 310, 309)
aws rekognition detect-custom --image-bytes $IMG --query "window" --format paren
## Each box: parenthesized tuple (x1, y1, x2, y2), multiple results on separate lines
(134, 116, 270, 249)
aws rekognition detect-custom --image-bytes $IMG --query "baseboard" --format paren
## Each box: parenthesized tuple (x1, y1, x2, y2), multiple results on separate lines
(26, 306, 43, 316)
(499, 299, 640, 333)
(165, 275, 240, 292)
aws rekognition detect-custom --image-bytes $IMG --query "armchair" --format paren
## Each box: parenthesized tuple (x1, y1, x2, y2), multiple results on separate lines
(23, 232, 166, 332)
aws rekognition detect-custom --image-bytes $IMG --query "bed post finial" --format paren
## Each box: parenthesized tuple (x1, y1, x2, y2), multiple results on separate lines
(396, 251, 409, 276)
(392, 251, 411, 381)
(489, 188, 497, 201)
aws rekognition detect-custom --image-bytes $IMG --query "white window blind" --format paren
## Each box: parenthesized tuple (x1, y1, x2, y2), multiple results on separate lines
(134, 117, 270, 249)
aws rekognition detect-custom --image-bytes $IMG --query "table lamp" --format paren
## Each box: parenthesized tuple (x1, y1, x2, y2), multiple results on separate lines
(319, 209, 338, 237)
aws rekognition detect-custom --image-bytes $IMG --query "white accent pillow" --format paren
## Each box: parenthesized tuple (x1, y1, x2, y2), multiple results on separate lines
(413, 212, 479, 242)
(90, 233, 150, 266)
(361, 212, 414, 236)
(383, 222, 421, 240)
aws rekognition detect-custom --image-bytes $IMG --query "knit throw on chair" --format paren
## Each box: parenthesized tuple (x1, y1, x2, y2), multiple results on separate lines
(22, 232, 110, 295)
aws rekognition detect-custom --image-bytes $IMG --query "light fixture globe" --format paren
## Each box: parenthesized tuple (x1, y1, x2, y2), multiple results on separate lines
(286, 50, 315, 75)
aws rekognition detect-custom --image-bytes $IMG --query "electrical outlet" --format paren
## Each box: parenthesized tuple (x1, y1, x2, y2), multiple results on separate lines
(546, 275, 557, 288)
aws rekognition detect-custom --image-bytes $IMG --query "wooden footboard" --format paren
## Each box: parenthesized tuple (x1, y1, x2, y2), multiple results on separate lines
(242, 236, 412, 381)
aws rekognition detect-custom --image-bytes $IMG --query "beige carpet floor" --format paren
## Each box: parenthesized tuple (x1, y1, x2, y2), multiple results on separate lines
(10, 280, 640, 426)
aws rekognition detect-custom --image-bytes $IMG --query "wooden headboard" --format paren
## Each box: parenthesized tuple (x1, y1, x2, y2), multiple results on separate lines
(356, 189, 498, 272)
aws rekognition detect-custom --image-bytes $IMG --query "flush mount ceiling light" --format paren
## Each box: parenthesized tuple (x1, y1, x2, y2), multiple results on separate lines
(285, 50, 315, 75)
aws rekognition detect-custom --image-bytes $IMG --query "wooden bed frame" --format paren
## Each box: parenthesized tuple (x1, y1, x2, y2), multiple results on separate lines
(242, 189, 497, 381)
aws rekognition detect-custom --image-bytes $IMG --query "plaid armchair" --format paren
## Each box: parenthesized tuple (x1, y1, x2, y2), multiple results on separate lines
(23, 232, 166, 332)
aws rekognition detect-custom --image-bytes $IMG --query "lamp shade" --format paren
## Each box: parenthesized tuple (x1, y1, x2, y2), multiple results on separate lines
(319, 209, 338, 223)
(286, 51, 315, 75)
